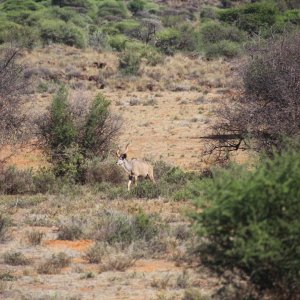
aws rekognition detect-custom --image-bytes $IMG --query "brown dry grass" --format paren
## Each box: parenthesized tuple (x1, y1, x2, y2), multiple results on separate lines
(6, 45, 239, 171)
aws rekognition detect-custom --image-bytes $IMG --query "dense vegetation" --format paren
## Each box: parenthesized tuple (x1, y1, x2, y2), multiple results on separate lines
(0, 0, 298, 65)
(189, 149, 300, 299)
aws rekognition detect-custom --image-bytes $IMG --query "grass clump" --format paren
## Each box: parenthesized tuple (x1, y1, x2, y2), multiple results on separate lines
(0, 214, 11, 242)
(26, 230, 44, 245)
(40, 19, 86, 48)
(92, 210, 162, 246)
(37, 252, 71, 274)
(57, 219, 85, 240)
(84, 243, 105, 264)
(0, 167, 34, 195)
(3, 252, 30, 266)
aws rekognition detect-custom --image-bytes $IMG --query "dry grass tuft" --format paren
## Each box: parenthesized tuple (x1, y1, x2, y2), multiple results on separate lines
(3, 252, 30, 266)
(26, 230, 44, 245)
(37, 252, 71, 274)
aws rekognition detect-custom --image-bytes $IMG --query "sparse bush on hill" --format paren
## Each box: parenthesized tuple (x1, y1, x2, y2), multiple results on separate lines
(200, 21, 245, 58)
(97, 0, 129, 21)
(190, 149, 300, 298)
(128, 0, 145, 15)
(40, 19, 86, 48)
(218, 2, 279, 34)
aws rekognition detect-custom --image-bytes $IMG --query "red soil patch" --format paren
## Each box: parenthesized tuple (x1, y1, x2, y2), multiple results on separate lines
(44, 240, 94, 252)
(129, 259, 180, 273)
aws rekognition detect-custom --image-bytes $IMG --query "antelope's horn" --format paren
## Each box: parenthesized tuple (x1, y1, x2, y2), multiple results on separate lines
(124, 143, 130, 154)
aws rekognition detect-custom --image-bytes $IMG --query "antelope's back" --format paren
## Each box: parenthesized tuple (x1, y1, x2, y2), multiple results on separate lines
(131, 159, 152, 176)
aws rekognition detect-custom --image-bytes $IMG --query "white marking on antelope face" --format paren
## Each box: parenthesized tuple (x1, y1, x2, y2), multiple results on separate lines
(116, 153, 127, 165)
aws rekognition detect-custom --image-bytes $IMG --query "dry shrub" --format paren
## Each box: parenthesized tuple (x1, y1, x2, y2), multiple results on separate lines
(26, 230, 44, 245)
(3, 252, 30, 266)
(0, 167, 34, 195)
(84, 243, 105, 264)
(0, 214, 11, 242)
(37, 252, 71, 274)
(57, 219, 85, 241)
(100, 252, 136, 272)
(84, 158, 126, 185)
(204, 30, 300, 160)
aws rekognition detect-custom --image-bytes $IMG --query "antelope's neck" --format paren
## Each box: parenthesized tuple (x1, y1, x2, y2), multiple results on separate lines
(122, 159, 133, 173)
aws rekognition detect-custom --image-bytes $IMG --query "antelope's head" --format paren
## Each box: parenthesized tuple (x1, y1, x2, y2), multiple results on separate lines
(116, 143, 129, 166)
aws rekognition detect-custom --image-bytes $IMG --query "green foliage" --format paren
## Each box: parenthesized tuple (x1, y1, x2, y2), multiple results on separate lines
(118, 40, 163, 75)
(119, 50, 141, 75)
(282, 9, 300, 24)
(200, 21, 245, 58)
(155, 28, 181, 55)
(108, 34, 128, 51)
(200, 21, 246, 44)
(48, 86, 77, 151)
(38, 87, 120, 181)
(115, 19, 140, 33)
(128, 0, 145, 15)
(218, 2, 279, 34)
(82, 95, 110, 155)
(204, 40, 241, 58)
(97, 0, 129, 20)
(40, 19, 86, 48)
(130, 180, 161, 198)
(190, 150, 300, 295)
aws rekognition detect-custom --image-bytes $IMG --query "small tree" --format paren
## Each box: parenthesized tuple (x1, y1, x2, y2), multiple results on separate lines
(0, 47, 29, 166)
(38, 88, 122, 179)
(202, 30, 300, 162)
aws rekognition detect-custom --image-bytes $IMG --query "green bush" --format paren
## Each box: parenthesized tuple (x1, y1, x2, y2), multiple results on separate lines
(115, 19, 140, 33)
(0, 20, 21, 43)
(190, 150, 300, 296)
(97, 0, 129, 20)
(108, 34, 128, 51)
(200, 21, 246, 44)
(130, 180, 161, 198)
(155, 28, 181, 55)
(218, 3, 279, 34)
(119, 50, 141, 75)
(38, 87, 121, 181)
(282, 9, 300, 24)
(128, 0, 145, 15)
(40, 19, 86, 48)
(204, 40, 241, 58)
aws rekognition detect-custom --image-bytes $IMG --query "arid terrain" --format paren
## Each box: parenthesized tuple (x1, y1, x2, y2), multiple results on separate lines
(0, 46, 238, 300)
(1, 45, 240, 170)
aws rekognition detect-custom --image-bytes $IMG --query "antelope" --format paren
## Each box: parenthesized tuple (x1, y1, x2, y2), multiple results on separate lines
(116, 143, 155, 191)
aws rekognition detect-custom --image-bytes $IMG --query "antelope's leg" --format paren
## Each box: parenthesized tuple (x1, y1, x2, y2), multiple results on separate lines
(134, 176, 138, 186)
(128, 175, 133, 191)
